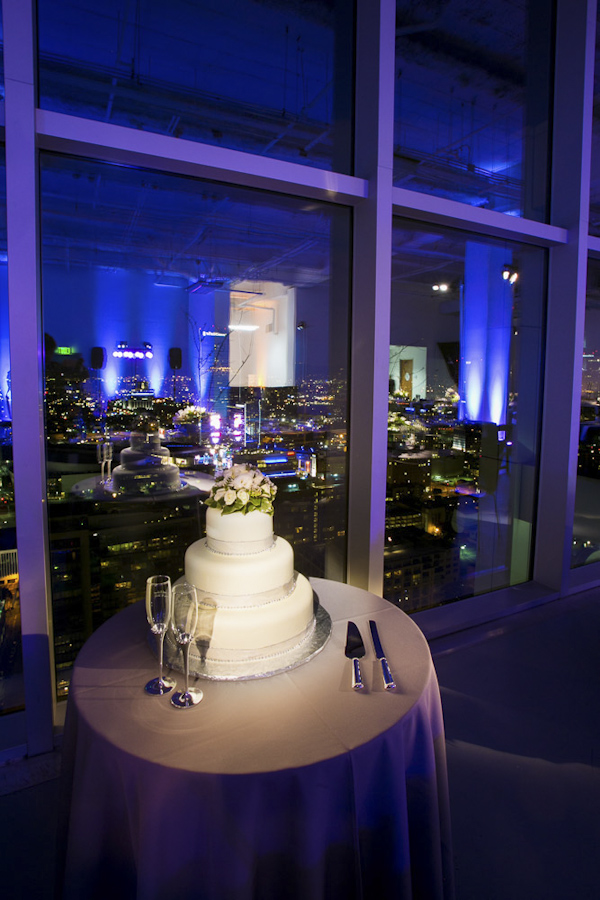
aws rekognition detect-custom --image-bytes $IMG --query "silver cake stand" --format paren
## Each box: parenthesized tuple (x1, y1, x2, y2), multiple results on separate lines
(156, 592, 331, 681)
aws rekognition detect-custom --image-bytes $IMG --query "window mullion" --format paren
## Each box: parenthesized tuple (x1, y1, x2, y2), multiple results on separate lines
(4, 0, 55, 754)
(347, 0, 396, 593)
(534, 0, 596, 592)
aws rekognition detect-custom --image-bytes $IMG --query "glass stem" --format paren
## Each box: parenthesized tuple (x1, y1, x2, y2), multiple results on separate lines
(184, 643, 190, 696)
(157, 632, 164, 684)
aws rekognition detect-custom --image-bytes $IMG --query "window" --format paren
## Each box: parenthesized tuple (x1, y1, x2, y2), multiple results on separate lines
(37, 0, 354, 174)
(0, 0, 593, 757)
(394, 0, 553, 220)
(387, 219, 546, 611)
(41, 152, 350, 695)
(0, 146, 22, 716)
(573, 257, 600, 566)
(589, 16, 600, 235)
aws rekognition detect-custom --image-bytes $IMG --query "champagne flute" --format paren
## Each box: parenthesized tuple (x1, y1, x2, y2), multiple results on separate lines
(170, 583, 203, 708)
(144, 574, 176, 695)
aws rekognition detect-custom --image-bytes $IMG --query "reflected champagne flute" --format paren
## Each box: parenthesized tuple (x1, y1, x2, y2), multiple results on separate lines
(171, 583, 203, 709)
(145, 574, 176, 695)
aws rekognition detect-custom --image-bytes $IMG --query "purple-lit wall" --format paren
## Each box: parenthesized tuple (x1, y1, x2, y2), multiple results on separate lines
(389, 282, 460, 397)
(460, 243, 512, 426)
(42, 265, 193, 396)
(40, 265, 336, 406)
(295, 284, 332, 379)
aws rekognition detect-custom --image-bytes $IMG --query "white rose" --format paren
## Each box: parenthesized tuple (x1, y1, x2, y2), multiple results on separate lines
(224, 489, 237, 506)
(214, 488, 226, 502)
(232, 472, 254, 490)
(237, 489, 250, 505)
(261, 483, 271, 495)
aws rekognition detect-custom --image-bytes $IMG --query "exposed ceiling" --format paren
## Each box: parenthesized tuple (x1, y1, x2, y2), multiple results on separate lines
(40, 153, 338, 290)
(1, 0, 596, 285)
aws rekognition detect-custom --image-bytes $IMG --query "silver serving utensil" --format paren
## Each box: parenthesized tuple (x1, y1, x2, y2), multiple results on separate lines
(369, 619, 396, 690)
(345, 621, 365, 690)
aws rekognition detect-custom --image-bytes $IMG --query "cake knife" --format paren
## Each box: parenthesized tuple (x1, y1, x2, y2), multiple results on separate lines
(369, 620, 396, 690)
(345, 621, 365, 691)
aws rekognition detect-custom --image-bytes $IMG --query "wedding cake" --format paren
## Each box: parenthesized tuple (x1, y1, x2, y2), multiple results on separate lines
(112, 432, 181, 494)
(182, 464, 315, 665)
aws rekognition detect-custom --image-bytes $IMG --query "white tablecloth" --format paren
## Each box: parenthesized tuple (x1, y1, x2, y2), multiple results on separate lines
(57, 578, 454, 899)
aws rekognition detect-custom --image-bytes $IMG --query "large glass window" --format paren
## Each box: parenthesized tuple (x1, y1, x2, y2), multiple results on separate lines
(41, 152, 350, 696)
(589, 18, 600, 236)
(386, 220, 546, 611)
(37, 0, 354, 174)
(573, 258, 600, 566)
(0, 147, 22, 716)
(394, 0, 553, 220)
(0, 1, 4, 93)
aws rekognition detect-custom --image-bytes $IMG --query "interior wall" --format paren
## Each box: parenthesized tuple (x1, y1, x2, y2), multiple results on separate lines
(390, 281, 460, 399)
(41, 265, 191, 396)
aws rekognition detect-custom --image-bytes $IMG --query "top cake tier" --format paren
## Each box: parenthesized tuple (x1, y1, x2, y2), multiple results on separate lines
(120, 432, 173, 468)
(205, 506, 274, 555)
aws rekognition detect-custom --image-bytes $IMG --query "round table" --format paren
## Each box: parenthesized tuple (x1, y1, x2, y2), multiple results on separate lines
(57, 578, 454, 900)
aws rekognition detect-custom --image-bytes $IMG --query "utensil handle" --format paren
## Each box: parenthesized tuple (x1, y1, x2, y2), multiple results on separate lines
(380, 657, 396, 690)
(352, 657, 364, 691)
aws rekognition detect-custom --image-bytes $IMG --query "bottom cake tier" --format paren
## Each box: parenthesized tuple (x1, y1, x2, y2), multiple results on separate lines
(161, 590, 331, 681)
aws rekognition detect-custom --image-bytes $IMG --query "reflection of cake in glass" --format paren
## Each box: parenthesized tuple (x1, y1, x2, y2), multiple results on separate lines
(111, 432, 181, 495)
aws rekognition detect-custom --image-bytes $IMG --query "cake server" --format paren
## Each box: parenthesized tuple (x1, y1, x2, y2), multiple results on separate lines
(345, 621, 365, 691)
(369, 620, 396, 690)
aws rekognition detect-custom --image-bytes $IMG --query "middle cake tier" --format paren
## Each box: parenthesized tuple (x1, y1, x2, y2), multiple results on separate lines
(183, 537, 315, 652)
(185, 535, 294, 597)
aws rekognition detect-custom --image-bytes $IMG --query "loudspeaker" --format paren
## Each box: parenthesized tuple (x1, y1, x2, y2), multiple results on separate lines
(169, 347, 182, 370)
(90, 347, 107, 369)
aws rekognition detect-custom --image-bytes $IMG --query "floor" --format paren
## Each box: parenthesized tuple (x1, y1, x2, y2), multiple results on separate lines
(1, 588, 599, 899)
(432, 588, 600, 899)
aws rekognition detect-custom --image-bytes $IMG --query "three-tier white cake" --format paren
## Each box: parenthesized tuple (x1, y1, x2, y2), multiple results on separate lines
(182, 464, 316, 667)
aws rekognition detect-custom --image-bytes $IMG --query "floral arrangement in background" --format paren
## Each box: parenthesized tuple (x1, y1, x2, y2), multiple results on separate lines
(174, 405, 206, 424)
(205, 463, 277, 516)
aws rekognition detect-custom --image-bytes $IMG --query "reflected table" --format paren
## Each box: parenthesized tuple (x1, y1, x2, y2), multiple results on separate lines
(57, 578, 454, 900)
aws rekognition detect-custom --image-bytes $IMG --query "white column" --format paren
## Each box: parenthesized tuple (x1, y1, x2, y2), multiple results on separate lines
(4, 0, 55, 754)
(346, 0, 396, 594)
(534, 0, 596, 592)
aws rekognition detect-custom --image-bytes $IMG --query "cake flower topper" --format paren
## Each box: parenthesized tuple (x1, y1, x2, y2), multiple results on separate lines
(174, 405, 206, 424)
(205, 463, 277, 516)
